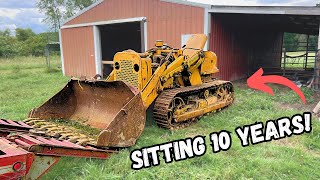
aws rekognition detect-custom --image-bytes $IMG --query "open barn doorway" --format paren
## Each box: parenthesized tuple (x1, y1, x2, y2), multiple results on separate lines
(95, 20, 146, 78)
(209, 13, 319, 84)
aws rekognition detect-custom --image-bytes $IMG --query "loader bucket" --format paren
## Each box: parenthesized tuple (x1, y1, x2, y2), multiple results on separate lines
(29, 79, 146, 147)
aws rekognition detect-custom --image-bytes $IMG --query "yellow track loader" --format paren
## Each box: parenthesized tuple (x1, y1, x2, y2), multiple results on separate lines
(26, 34, 234, 148)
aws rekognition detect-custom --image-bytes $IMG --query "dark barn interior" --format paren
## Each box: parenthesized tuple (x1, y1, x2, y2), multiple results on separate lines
(99, 22, 142, 77)
(209, 11, 320, 85)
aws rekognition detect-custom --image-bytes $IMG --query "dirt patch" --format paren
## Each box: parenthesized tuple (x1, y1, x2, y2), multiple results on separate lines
(234, 79, 320, 116)
(276, 102, 315, 112)
(272, 136, 301, 147)
(233, 79, 248, 89)
(276, 92, 320, 118)
(272, 137, 320, 158)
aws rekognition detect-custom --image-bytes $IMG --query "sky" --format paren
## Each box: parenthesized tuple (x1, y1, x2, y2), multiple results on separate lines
(0, 0, 318, 35)
(0, 0, 47, 34)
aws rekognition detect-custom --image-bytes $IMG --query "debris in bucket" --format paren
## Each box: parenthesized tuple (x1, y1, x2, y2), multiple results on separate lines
(23, 118, 99, 146)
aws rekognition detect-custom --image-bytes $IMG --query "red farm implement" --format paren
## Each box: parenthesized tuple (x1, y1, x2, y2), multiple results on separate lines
(0, 119, 114, 180)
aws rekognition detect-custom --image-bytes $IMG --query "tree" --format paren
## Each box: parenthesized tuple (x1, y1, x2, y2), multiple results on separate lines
(65, 0, 96, 18)
(0, 35, 18, 58)
(37, 0, 96, 32)
(16, 28, 35, 41)
(0, 29, 11, 37)
(37, 0, 65, 32)
(0, 28, 47, 57)
(283, 33, 299, 51)
(27, 35, 47, 56)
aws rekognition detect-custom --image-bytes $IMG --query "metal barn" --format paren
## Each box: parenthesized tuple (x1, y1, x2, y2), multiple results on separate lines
(60, 0, 320, 82)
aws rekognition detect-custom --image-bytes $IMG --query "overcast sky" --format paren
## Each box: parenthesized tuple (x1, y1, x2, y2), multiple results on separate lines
(0, 0, 318, 34)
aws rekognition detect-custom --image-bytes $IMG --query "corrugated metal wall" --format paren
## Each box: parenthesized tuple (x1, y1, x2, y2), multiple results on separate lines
(209, 14, 284, 81)
(209, 15, 248, 81)
(249, 32, 283, 73)
(64, 0, 204, 49)
(61, 27, 96, 77)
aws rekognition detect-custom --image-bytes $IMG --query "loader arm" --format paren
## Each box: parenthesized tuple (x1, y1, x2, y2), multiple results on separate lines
(140, 50, 205, 108)
(0, 34, 233, 179)
(25, 34, 217, 149)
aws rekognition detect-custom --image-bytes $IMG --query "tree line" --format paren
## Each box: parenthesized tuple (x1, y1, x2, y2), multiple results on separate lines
(0, 0, 96, 58)
(0, 28, 58, 58)
(283, 33, 318, 52)
(37, 0, 97, 32)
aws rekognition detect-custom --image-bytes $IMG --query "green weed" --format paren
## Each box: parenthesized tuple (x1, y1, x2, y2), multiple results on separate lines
(0, 56, 319, 179)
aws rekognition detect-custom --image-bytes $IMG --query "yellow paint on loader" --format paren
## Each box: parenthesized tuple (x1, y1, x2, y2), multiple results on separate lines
(29, 34, 234, 148)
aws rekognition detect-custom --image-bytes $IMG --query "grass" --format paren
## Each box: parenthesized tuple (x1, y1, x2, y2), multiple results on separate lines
(52, 119, 101, 138)
(282, 51, 316, 69)
(0, 56, 319, 179)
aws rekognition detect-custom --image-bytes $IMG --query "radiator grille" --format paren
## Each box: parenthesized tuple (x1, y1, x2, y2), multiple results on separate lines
(115, 60, 139, 88)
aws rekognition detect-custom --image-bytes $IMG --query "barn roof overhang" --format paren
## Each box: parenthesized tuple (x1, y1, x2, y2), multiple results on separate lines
(208, 6, 320, 35)
(63, 0, 210, 26)
(61, 0, 320, 35)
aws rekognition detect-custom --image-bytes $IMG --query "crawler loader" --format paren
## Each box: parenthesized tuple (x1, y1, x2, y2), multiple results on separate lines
(24, 34, 234, 147)
(0, 34, 234, 179)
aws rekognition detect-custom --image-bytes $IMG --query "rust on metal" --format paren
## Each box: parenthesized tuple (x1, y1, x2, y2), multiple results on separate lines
(0, 119, 32, 135)
(28, 79, 146, 147)
(153, 81, 234, 130)
(0, 132, 114, 180)
(26, 156, 60, 180)
(5, 134, 114, 159)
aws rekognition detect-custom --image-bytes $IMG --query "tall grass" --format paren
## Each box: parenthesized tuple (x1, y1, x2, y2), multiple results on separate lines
(0, 56, 319, 179)
(282, 52, 316, 69)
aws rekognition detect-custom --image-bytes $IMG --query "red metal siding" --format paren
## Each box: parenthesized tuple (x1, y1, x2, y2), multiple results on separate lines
(61, 27, 96, 77)
(65, 0, 204, 48)
(209, 15, 248, 81)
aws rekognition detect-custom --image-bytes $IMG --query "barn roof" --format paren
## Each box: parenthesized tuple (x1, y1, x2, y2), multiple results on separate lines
(62, 0, 209, 25)
(208, 5, 320, 16)
(63, 0, 105, 25)
(62, 0, 320, 35)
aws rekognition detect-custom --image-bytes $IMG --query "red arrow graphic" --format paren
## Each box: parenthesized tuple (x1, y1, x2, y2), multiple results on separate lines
(247, 68, 306, 104)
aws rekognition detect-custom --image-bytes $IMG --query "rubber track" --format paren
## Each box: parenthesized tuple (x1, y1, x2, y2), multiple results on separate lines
(153, 81, 234, 129)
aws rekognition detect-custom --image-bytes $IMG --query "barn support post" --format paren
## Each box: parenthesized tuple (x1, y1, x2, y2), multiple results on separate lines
(283, 48, 286, 76)
(305, 34, 310, 70)
(140, 19, 148, 52)
(47, 42, 52, 69)
(203, 9, 211, 51)
(313, 24, 320, 91)
(93, 26, 102, 76)
(58, 29, 65, 75)
(314, 50, 320, 91)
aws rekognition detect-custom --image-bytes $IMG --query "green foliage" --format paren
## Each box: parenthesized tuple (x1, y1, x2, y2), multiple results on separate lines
(0, 29, 11, 37)
(0, 28, 51, 57)
(283, 33, 299, 52)
(16, 28, 35, 42)
(37, 0, 96, 32)
(41, 31, 59, 42)
(1, 56, 319, 179)
(0, 35, 18, 57)
(65, 0, 96, 18)
(284, 33, 318, 52)
(18, 35, 47, 56)
(37, 0, 65, 31)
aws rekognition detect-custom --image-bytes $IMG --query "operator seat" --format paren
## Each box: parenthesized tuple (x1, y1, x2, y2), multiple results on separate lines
(182, 34, 207, 57)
